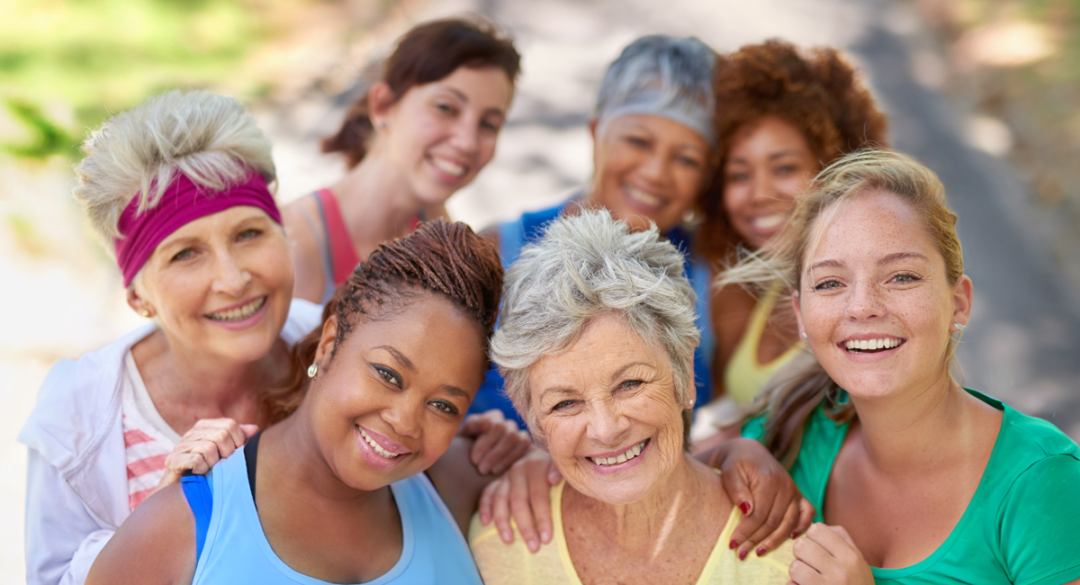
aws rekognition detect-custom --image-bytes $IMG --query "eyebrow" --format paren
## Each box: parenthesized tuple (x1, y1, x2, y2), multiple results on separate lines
(728, 149, 804, 165)
(610, 361, 653, 382)
(373, 345, 415, 372)
(809, 251, 931, 271)
(441, 384, 471, 399)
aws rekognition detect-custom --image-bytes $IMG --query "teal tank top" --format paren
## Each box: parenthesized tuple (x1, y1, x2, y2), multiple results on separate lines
(743, 390, 1080, 583)
(187, 446, 483, 585)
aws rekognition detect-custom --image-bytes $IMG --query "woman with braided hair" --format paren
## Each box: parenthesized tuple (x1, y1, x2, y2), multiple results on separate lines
(87, 219, 510, 585)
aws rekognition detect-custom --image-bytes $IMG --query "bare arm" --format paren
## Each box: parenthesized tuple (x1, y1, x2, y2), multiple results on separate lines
(426, 436, 493, 534)
(282, 199, 329, 304)
(85, 484, 196, 585)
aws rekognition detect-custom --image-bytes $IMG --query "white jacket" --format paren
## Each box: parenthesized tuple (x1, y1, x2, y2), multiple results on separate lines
(17, 299, 322, 585)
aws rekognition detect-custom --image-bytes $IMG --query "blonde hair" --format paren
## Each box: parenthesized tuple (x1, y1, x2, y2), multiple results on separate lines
(73, 90, 276, 250)
(720, 149, 964, 464)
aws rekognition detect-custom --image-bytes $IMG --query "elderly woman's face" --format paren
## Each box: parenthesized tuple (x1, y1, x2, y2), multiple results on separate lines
(131, 206, 294, 363)
(590, 114, 710, 233)
(528, 313, 686, 506)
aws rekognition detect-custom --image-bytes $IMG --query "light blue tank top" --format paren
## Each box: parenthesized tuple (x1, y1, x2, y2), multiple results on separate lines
(189, 446, 483, 585)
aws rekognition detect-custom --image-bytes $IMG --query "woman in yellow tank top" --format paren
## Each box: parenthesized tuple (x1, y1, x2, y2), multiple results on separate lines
(691, 40, 889, 445)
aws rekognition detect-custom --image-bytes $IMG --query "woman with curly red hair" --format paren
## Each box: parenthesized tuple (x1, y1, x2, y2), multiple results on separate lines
(693, 40, 889, 443)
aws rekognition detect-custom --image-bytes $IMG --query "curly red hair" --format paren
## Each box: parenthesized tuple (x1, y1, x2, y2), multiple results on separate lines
(698, 39, 889, 259)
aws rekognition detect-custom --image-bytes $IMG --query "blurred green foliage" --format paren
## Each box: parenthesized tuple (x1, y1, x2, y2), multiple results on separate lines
(0, 0, 273, 160)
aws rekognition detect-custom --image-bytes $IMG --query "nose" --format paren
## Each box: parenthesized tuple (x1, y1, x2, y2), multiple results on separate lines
(585, 398, 631, 448)
(449, 118, 480, 157)
(382, 395, 423, 440)
(748, 168, 774, 206)
(210, 249, 250, 296)
(844, 281, 886, 321)
(639, 151, 672, 187)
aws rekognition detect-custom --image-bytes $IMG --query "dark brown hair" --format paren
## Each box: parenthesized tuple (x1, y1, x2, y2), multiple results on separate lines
(698, 39, 889, 259)
(261, 219, 504, 424)
(322, 16, 521, 168)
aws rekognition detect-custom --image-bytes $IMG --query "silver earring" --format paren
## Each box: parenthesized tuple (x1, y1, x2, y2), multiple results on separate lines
(307, 363, 318, 378)
(800, 331, 808, 341)
(954, 323, 966, 332)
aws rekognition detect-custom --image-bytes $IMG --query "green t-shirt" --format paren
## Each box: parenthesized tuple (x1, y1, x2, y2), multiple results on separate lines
(743, 389, 1080, 584)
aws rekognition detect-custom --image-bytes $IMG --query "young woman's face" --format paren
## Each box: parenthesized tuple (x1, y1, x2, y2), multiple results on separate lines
(590, 114, 710, 233)
(793, 190, 972, 401)
(722, 116, 819, 251)
(528, 314, 687, 506)
(131, 206, 294, 363)
(377, 66, 514, 207)
(308, 294, 488, 491)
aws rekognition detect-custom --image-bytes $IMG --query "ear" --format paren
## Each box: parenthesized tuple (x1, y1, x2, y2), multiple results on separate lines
(951, 274, 974, 328)
(587, 118, 598, 142)
(313, 315, 339, 365)
(367, 81, 396, 129)
(126, 287, 153, 318)
(791, 289, 806, 340)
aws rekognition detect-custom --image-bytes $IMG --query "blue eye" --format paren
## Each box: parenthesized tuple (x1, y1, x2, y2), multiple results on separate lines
(171, 248, 194, 262)
(892, 272, 921, 284)
(237, 228, 261, 240)
(814, 279, 842, 291)
(619, 379, 643, 389)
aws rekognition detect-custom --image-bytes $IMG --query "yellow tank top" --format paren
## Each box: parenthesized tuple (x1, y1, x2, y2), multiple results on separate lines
(469, 480, 794, 585)
(723, 283, 804, 405)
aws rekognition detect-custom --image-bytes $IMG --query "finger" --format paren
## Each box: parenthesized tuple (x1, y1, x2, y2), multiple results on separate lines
(547, 461, 563, 485)
(490, 477, 515, 544)
(791, 528, 833, 568)
(239, 424, 259, 441)
(478, 478, 499, 524)
(788, 558, 825, 585)
(823, 524, 858, 549)
(792, 498, 815, 539)
(736, 488, 787, 561)
(479, 427, 526, 475)
(807, 523, 859, 561)
(722, 467, 757, 548)
(459, 413, 492, 440)
(508, 464, 541, 552)
(490, 432, 531, 476)
(218, 419, 247, 451)
(472, 423, 508, 472)
(752, 491, 800, 557)
(527, 463, 554, 545)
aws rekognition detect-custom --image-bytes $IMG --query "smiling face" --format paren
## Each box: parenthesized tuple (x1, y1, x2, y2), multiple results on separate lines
(130, 205, 294, 364)
(793, 190, 972, 400)
(307, 293, 487, 491)
(376, 66, 513, 206)
(590, 114, 710, 233)
(723, 116, 820, 250)
(528, 313, 686, 506)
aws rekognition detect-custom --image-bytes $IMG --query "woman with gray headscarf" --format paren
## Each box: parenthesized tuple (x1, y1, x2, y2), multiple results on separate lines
(471, 35, 719, 424)
(469, 210, 796, 584)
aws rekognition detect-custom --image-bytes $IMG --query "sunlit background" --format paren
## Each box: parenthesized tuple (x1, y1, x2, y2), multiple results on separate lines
(2, 0, 1078, 581)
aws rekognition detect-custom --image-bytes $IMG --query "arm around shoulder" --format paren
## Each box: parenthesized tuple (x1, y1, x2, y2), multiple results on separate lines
(85, 483, 197, 585)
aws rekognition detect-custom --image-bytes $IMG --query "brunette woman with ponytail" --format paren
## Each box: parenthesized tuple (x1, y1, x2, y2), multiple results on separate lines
(727, 150, 1080, 584)
(88, 220, 520, 585)
(285, 16, 520, 305)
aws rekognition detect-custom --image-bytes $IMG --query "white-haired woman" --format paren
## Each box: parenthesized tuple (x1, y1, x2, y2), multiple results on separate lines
(731, 151, 1080, 583)
(469, 210, 797, 584)
(18, 90, 527, 585)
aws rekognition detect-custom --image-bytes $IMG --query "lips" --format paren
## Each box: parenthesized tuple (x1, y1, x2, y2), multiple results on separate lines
(430, 156, 468, 179)
(357, 426, 411, 458)
(204, 296, 266, 322)
(587, 438, 649, 467)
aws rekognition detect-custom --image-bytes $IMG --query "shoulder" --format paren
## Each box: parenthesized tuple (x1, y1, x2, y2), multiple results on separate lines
(85, 482, 197, 585)
(468, 486, 567, 585)
(281, 298, 324, 343)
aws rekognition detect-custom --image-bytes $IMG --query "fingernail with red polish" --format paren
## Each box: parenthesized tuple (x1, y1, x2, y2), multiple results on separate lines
(739, 502, 751, 515)
(729, 539, 739, 550)
(756, 547, 766, 557)
(738, 549, 748, 561)
(791, 531, 800, 539)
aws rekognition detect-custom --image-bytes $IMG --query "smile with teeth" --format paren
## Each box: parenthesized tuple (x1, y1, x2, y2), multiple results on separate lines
(750, 214, 787, 230)
(358, 427, 403, 459)
(588, 439, 649, 467)
(844, 337, 904, 353)
(432, 157, 467, 178)
(205, 297, 265, 322)
(625, 186, 663, 207)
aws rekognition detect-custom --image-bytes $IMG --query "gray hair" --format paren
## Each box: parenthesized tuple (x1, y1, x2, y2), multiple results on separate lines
(491, 209, 700, 443)
(594, 35, 717, 146)
(73, 90, 277, 249)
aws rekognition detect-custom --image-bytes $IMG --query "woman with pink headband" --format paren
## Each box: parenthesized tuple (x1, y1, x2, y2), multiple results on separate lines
(18, 90, 528, 585)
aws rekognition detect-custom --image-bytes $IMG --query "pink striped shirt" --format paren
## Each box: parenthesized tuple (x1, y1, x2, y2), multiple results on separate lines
(121, 351, 180, 510)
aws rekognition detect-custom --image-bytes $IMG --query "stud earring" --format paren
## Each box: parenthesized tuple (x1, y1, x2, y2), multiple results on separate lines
(307, 363, 318, 378)
(800, 331, 808, 341)
(140, 309, 151, 318)
(954, 323, 966, 332)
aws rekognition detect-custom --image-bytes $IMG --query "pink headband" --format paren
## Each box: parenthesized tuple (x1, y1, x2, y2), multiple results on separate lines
(114, 171, 282, 287)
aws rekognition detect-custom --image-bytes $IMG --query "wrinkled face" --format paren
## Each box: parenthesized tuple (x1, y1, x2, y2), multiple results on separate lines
(133, 206, 294, 363)
(528, 314, 686, 506)
(308, 294, 487, 491)
(793, 190, 971, 400)
(591, 114, 710, 233)
(380, 66, 514, 206)
(723, 116, 819, 250)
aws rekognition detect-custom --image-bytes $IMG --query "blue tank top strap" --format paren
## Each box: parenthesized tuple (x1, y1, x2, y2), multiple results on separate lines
(181, 473, 213, 563)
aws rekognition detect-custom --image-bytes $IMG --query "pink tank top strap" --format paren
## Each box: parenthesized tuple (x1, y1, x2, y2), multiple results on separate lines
(314, 189, 361, 287)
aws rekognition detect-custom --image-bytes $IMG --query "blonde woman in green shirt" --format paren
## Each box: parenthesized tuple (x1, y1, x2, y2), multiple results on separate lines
(729, 150, 1080, 584)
